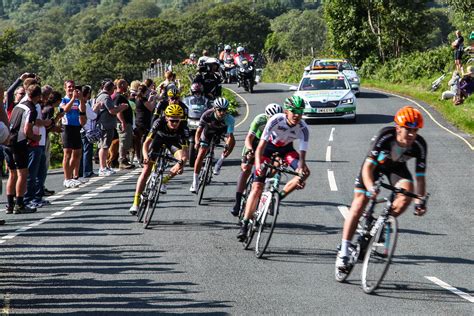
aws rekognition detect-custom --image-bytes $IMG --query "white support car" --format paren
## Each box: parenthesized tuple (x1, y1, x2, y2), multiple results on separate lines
(289, 72, 357, 122)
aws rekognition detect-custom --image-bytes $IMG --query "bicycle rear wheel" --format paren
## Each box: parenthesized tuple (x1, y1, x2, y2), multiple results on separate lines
(361, 215, 398, 293)
(255, 192, 280, 259)
(198, 156, 212, 205)
(242, 219, 256, 250)
(238, 175, 254, 225)
(143, 172, 164, 229)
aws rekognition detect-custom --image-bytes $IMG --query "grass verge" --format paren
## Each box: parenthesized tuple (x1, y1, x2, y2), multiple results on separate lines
(363, 79, 474, 136)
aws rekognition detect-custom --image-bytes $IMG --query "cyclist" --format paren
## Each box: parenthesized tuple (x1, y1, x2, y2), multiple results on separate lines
(336, 106, 428, 272)
(189, 97, 235, 193)
(129, 104, 189, 214)
(153, 85, 188, 122)
(237, 96, 310, 241)
(230, 103, 283, 216)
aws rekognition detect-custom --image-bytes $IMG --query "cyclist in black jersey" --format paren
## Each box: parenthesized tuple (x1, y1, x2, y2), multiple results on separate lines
(129, 104, 189, 214)
(336, 106, 429, 271)
(152, 86, 188, 123)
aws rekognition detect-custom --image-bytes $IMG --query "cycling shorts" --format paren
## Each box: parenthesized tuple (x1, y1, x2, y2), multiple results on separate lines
(254, 142, 299, 183)
(149, 139, 184, 161)
(199, 127, 225, 147)
(354, 163, 413, 194)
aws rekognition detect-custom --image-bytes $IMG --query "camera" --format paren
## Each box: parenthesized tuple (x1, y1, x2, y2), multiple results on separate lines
(75, 85, 82, 92)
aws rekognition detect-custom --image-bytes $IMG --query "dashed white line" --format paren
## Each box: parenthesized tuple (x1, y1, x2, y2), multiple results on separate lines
(337, 206, 349, 219)
(329, 128, 335, 142)
(52, 211, 64, 216)
(327, 170, 338, 191)
(62, 206, 74, 211)
(326, 146, 332, 162)
(425, 276, 474, 303)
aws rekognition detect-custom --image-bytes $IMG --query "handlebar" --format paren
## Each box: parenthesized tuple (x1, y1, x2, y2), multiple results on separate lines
(262, 162, 304, 178)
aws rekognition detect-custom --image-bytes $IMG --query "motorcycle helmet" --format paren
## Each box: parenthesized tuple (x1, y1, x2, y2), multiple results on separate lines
(224, 45, 231, 52)
(167, 85, 180, 99)
(190, 53, 196, 60)
(265, 103, 283, 117)
(191, 82, 203, 94)
(237, 46, 244, 53)
(394, 106, 424, 129)
(213, 97, 229, 110)
(164, 104, 184, 118)
(284, 96, 305, 113)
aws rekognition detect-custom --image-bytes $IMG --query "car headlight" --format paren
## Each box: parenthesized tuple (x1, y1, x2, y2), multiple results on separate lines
(340, 98, 354, 104)
(350, 77, 359, 83)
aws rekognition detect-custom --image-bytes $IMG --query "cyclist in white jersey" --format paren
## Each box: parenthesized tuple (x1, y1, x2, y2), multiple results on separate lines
(237, 96, 310, 241)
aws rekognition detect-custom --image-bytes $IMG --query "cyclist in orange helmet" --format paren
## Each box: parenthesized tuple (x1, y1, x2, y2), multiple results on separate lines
(336, 106, 428, 272)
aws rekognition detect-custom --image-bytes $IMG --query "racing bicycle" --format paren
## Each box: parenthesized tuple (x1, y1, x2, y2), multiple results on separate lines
(335, 175, 429, 294)
(197, 134, 225, 205)
(137, 146, 180, 229)
(242, 161, 303, 259)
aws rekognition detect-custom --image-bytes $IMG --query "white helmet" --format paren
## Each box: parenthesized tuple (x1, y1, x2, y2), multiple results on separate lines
(237, 46, 244, 53)
(205, 57, 220, 65)
(190, 53, 196, 59)
(224, 45, 231, 51)
(265, 103, 283, 117)
(214, 97, 229, 110)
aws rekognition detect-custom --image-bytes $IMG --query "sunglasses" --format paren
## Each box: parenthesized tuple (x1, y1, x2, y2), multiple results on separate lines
(216, 108, 227, 112)
(289, 110, 303, 115)
(168, 119, 181, 124)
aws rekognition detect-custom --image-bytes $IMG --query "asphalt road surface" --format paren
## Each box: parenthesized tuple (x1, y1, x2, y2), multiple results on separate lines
(0, 83, 472, 315)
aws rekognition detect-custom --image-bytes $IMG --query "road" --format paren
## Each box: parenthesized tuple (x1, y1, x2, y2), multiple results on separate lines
(0, 83, 473, 315)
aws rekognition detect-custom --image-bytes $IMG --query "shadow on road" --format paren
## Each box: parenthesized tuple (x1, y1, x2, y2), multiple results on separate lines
(358, 91, 389, 99)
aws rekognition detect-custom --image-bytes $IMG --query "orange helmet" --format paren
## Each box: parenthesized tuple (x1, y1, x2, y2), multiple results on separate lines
(394, 106, 424, 129)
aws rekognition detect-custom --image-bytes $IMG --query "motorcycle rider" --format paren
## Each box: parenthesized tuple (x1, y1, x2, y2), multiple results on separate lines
(193, 58, 223, 100)
(220, 45, 236, 83)
(182, 53, 197, 66)
(186, 83, 211, 110)
(197, 50, 210, 69)
(219, 45, 234, 61)
(234, 46, 256, 87)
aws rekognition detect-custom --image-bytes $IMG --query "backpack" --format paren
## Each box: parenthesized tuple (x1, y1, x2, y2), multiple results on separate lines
(85, 97, 105, 143)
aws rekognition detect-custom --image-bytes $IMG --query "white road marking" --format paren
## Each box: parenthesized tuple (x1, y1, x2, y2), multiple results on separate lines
(337, 206, 349, 219)
(2, 234, 18, 239)
(224, 87, 250, 128)
(71, 201, 83, 206)
(329, 128, 335, 142)
(425, 276, 474, 303)
(16, 226, 32, 232)
(328, 170, 338, 191)
(52, 211, 64, 216)
(326, 146, 332, 162)
(0, 240, 5, 244)
(367, 87, 473, 151)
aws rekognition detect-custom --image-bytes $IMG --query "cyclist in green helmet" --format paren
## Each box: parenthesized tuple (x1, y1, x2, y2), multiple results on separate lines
(237, 95, 311, 241)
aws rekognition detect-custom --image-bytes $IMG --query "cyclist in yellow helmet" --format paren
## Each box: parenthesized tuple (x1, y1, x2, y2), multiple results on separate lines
(152, 85, 188, 123)
(129, 104, 189, 214)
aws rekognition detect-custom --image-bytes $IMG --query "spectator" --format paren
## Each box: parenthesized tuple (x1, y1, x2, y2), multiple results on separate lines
(79, 85, 99, 178)
(0, 86, 9, 225)
(149, 58, 156, 69)
(441, 71, 461, 100)
(4, 84, 42, 215)
(24, 85, 54, 208)
(114, 79, 135, 169)
(455, 66, 474, 105)
(198, 49, 210, 68)
(133, 84, 155, 163)
(158, 71, 180, 100)
(452, 30, 464, 73)
(96, 80, 128, 176)
(5, 73, 34, 120)
(60, 80, 87, 188)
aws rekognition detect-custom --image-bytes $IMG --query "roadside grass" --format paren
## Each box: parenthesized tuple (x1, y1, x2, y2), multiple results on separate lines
(363, 79, 474, 135)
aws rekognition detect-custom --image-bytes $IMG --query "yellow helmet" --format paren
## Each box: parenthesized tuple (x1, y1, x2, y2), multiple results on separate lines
(164, 104, 184, 118)
(167, 85, 180, 98)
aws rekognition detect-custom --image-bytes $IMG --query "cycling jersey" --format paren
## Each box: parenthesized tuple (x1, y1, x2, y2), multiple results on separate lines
(242, 113, 268, 157)
(147, 116, 189, 156)
(355, 126, 427, 191)
(198, 109, 235, 146)
(60, 97, 81, 126)
(261, 113, 309, 152)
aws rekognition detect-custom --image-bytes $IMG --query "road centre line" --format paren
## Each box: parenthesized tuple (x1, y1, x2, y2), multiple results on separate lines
(0, 170, 140, 244)
(329, 128, 335, 142)
(327, 170, 338, 191)
(326, 146, 332, 162)
(367, 88, 473, 151)
(223, 87, 250, 128)
(425, 276, 474, 303)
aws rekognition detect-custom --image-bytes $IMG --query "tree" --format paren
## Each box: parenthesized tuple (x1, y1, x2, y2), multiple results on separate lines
(0, 28, 21, 68)
(122, 0, 161, 20)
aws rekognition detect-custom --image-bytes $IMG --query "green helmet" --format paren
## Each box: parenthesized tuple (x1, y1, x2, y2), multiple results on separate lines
(284, 95, 305, 113)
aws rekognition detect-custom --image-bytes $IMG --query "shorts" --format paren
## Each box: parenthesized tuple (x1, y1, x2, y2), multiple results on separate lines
(454, 50, 463, 61)
(4, 141, 28, 170)
(62, 125, 82, 149)
(199, 127, 226, 147)
(117, 123, 133, 151)
(354, 164, 413, 194)
(149, 140, 183, 161)
(254, 142, 299, 183)
(98, 128, 115, 149)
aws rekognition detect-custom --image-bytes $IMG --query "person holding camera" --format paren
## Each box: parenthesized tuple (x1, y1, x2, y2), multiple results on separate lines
(60, 80, 87, 188)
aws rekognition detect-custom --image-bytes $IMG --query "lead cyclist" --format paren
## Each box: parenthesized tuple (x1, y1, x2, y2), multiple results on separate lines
(237, 96, 310, 241)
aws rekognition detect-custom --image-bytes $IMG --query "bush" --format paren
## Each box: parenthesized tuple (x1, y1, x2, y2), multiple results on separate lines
(262, 56, 312, 83)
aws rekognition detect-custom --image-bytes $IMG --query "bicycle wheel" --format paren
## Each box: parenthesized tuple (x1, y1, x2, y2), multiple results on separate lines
(137, 173, 156, 223)
(242, 219, 256, 250)
(136, 196, 148, 223)
(238, 175, 254, 225)
(255, 192, 280, 259)
(361, 215, 398, 294)
(143, 161, 165, 229)
(198, 156, 212, 205)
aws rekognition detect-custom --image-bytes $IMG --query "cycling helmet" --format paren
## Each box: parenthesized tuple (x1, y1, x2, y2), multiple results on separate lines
(167, 85, 180, 98)
(191, 82, 203, 93)
(224, 45, 231, 51)
(164, 104, 184, 118)
(205, 57, 220, 65)
(265, 103, 283, 117)
(394, 106, 424, 129)
(284, 96, 305, 112)
(237, 46, 244, 53)
(213, 97, 229, 110)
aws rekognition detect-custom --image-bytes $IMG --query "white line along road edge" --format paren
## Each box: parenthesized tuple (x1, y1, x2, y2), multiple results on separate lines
(223, 87, 250, 128)
(425, 276, 474, 303)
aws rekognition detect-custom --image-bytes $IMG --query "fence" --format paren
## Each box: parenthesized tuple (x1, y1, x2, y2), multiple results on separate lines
(142, 60, 173, 81)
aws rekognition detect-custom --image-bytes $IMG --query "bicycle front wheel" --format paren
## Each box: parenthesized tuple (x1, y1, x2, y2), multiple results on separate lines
(239, 175, 254, 225)
(242, 219, 256, 250)
(255, 192, 280, 259)
(361, 215, 398, 294)
(198, 156, 212, 205)
(143, 173, 163, 229)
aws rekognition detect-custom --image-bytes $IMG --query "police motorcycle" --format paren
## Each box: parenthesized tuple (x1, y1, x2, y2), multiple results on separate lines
(183, 83, 211, 166)
(236, 56, 255, 93)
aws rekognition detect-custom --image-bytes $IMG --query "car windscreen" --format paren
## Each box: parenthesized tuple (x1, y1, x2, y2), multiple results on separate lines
(300, 77, 349, 90)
